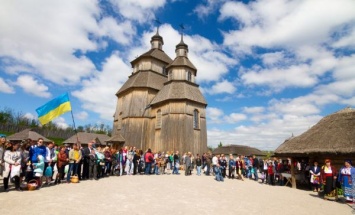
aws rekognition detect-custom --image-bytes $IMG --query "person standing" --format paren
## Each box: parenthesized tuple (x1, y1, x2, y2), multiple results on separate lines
(321, 159, 338, 200)
(82, 142, 93, 180)
(45, 142, 56, 184)
(3, 142, 22, 192)
(205, 153, 211, 176)
(184, 152, 192, 176)
(28, 138, 46, 181)
(56, 146, 68, 184)
(144, 148, 154, 175)
(338, 159, 354, 202)
(252, 155, 259, 181)
(195, 154, 202, 176)
(0, 134, 6, 176)
(89, 150, 98, 180)
(310, 161, 321, 192)
(220, 154, 227, 178)
(172, 151, 180, 175)
(67, 143, 82, 183)
(228, 155, 236, 179)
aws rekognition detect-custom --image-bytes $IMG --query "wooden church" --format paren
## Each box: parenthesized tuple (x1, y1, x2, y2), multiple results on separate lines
(110, 29, 208, 155)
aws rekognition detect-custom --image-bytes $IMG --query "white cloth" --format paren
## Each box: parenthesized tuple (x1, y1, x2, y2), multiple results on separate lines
(10, 165, 21, 178)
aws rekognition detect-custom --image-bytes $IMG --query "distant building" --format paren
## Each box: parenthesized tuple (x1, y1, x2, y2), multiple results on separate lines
(111, 29, 207, 155)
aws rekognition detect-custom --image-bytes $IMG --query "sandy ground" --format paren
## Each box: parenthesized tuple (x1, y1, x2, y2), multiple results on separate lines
(0, 173, 353, 215)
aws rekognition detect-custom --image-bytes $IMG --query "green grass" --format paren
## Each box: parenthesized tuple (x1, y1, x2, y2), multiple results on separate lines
(47, 137, 65, 146)
(0, 131, 15, 137)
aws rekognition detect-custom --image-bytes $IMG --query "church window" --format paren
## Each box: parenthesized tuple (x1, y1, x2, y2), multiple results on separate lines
(163, 66, 167, 75)
(156, 109, 162, 128)
(187, 71, 192, 81)
(193, 109, 199, 129)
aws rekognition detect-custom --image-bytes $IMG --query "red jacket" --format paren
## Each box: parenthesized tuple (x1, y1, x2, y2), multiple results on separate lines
(268, 165, 274, 175)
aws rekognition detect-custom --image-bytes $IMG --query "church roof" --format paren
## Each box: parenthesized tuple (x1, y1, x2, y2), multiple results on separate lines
(150, 81, 207, 106)
(116, 71, 168, 95)
(131, 48, 173, 66)
(167, 56, 197, 71)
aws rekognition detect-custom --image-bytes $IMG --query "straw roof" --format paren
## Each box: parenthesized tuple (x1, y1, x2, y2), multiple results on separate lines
(63, 132, 110, 145)
(212, 145, 266, 157)
(275, 107, 355, 156)
(106, 132, 125, 143)
(150, 81, 207, 106)
(7, 129, 52, 143)
(116, 71, 167, 95)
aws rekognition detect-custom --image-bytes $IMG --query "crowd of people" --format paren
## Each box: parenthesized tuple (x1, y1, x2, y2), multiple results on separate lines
(0, 134, 354, 203)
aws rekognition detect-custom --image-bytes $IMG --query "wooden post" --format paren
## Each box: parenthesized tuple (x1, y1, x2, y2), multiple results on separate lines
(290, 157, 297, 189)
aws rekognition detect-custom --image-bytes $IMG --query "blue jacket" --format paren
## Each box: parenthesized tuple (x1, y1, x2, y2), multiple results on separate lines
(29, 145, 47, 163)
(229, 159, 236, 168)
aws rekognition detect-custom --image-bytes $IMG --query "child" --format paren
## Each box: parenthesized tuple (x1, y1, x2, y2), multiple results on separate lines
(44, 164, 53, 185)
(215, 163, 224, 182)
(32, 155, 45, 188)
(268, 161, 275, 186)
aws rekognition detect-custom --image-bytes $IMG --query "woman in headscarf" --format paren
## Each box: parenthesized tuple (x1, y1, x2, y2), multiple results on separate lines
(310, 161, 321, 192)
(321, 159, 338, 200)
(338, 159, 355, 202)
(3, 142, 22, 192)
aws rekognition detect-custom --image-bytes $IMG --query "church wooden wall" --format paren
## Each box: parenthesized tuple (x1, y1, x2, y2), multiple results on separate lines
(149, 101, 207, 155)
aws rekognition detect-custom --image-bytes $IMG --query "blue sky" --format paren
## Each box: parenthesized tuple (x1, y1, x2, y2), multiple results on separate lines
(1, 0, 355, 150)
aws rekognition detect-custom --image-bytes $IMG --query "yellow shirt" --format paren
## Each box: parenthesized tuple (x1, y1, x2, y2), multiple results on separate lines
(73, 150, 79, 160)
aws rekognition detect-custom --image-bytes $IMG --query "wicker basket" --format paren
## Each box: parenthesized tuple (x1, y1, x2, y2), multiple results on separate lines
(27, 179, 38, 191)
(70, 174, 79, 183)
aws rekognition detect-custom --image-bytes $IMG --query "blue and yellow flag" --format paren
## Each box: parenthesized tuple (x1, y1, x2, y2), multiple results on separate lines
(36, 93, 72, 125)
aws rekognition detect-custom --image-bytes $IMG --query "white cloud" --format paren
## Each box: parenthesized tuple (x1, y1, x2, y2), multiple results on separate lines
(0, 77, 15, 93)
(261, 52, 285, 66)
(75, 111, 89, 120)
(208, 80, 236, 95)
(194, 0, 226, 20)
(206, 107, 224, 124)
(224, 113, 247, 123)
(243, 106, 265, 114)
(15, 75, 51, 98)
(207, 114, 322, 150)
(109, 0, 166, 23)
(53, 117, 69, 129)
(24, 112, 35, 120)
(72, 52, 131, 120)
(240, 64, 317, 91)
(98, 17, 136, 45)
(220, 0, 355, 50)
(0, 1, 102, 85)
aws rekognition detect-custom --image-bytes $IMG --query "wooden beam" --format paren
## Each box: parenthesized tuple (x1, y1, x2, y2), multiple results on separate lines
(290, 157, 297, 189)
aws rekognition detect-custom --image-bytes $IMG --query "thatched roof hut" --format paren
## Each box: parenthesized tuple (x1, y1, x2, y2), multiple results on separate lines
(212, 145, 266, 157)
(275, 107, 355, 156)
(275, 107, 355, 188)
(63, 132, 110, 146)
(7, 128, 52, 143)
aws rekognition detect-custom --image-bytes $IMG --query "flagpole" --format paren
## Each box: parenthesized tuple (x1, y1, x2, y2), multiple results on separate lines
(70, 110, 79, 144)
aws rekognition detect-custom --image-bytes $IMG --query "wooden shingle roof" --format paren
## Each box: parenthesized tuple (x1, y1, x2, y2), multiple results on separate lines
(131, 48, 173, 66)
(150, 81, 207, 106)
(116, 71, 168, 95)
(166, 56, 197, 71)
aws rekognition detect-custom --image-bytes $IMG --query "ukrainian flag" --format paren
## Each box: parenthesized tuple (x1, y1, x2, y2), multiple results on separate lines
(36, 93, 72, 125)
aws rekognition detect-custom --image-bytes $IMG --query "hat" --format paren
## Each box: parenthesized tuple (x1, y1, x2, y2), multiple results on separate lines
(0, 134, 6, 138)
(345, 159, 352, 165)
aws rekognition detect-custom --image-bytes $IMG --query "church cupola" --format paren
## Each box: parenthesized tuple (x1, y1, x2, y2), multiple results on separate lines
(175, 34, 188, 57)
(150, 29, 164, 50)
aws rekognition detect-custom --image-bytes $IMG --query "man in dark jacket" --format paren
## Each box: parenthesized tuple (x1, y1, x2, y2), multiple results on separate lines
(252, 155, 259, 181)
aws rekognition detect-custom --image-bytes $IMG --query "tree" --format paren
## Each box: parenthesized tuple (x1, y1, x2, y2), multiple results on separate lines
(218, 142, 223, 148)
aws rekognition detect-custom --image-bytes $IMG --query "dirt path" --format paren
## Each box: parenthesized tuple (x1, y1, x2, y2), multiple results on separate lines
(0, 174, 353, 215)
